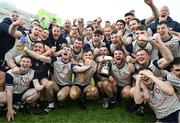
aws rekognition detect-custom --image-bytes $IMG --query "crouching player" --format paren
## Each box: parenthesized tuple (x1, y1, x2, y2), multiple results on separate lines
(0, 55, 42, 121)
(70, 49, 99, 109)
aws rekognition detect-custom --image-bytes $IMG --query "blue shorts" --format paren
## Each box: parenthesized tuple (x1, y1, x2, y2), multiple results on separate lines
(13, 93, 24, 103)
(74, 84, 89, 92)
(158, 110, 180, 122)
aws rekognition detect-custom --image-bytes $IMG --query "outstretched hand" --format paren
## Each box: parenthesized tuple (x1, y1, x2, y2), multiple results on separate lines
(7, 109, 16, 122)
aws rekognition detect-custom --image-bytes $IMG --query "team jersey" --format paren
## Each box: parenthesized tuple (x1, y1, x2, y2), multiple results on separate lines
(110, 44, 128, 55)
(31, 59, 50, 80)
(126, 40, 159, 60)
(70, 46, 83, 62)
(5, 34, 36, 61)
(164, 35, 180, 58)
(51, 56, 73, 85)
(148, 81, 180, 119)
(5, 68, 35, 94)
(111, 62, 133, 87)
(163, 70, 180, 92)
(73, 61, 97, 85)
(134, 60, 166, 78)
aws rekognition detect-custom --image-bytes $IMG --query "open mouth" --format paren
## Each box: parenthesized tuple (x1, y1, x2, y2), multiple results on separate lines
(63, 53, 68, 56)
(138, 57, 145, 62)
(161, 14, 166, 17)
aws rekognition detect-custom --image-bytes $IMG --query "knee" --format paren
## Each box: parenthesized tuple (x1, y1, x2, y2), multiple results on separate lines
(129, 87, 135, 98)
(97, 82, 102, 89)
(102, 81, 109, 89)
(122, 88, 130, 98)
(45, 82, 53, 90)
(87, 87, 99, 99)
(70, 90, 80, 100)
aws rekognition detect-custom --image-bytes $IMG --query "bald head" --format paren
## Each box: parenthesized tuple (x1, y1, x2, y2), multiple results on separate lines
(159, 6, 170, 20)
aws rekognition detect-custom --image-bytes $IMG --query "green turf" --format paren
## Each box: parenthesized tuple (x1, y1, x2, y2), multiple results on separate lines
(0, 100, 156, 123)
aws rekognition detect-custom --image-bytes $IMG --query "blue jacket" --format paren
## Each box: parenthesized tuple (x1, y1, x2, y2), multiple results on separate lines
(0, 17, 15, 65)
(149, 16, 180, 34)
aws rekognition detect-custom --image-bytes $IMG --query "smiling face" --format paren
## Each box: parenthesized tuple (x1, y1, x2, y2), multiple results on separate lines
(135, 30, 148, 47)
(10, 11, 19, 22)
(33, 43, 45, 54)
(83, 50, 94, 60)
(136, 50, 150, 65)
(19, 56, 32, 72)
(52, 26, 61, 40)
(114, 50, 125, 65)
(157, 23, 169, 41)
(171, 64, 180, 78)
(159, 6, 170, 20)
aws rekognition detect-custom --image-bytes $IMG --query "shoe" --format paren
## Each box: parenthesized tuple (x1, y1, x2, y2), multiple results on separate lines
(34, 103, 44, 115)
(136, 106, 145, 116)
(18, 102, 30, 114)
(110, 97, 116, 105)
(13, 102, 22, 110)
(77, 96, 86, 110)
(102, 98, 109, 109)
(58, 101, 66, 108)
(42, 102, 55, 114)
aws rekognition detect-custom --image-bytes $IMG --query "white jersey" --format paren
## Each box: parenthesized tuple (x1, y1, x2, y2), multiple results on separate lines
(132, 40, 159, 60)
(164, 35, 180, 58)
(110, 44, 128, 55)
(135, 60, 166, 78)
(163, 70, 180, 92)
(6, 69, 35, 94)
(5, 34, 35, 61)
(111, 62, 133, 87)
(148, 81, 180, 119)
(51, 57, 73, 85)
(70, 46, 83, 62)
(87, 41, 106, 51)
(73, 61, 97, 85)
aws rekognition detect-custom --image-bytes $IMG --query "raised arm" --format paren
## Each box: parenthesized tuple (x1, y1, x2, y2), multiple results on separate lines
(134, 75, 145, 104)
(144, 0, 159, 25)
(8, 19, 24, 39)
(151, 34, 173, 68)
(73, 65, 91, 73)
(140, 70, 174, 96)
(24, 47, 51, 63)
(138, 33, 173, 68)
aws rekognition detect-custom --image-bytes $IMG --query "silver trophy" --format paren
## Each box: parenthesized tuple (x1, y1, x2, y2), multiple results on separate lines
(99, 56, 113, 77)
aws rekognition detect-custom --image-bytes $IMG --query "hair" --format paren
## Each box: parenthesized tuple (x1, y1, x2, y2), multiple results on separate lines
(21, 54, 32, 62)
(124, 12, 134, 17)
(86, 25, 94, 31)
(114, 48, 125, 54)
(33, 42, 45, 49)
(106, 20, 110, 22)
(138, 66, 152, 72)
(158, 20, 168, 26)
(76, 36, 84, 42)
(83, 49, 93, 54)
(94, 29, 103, 35)
(130, 18, 141, 24)
(31, 19, 40, 24)
(135, 48, 150, 55)
(116, 19, 125, 26)
(170, 57, 180, 67)
(52, 18, 57, 21)
(11, 10, 18, 14)
(135, 25, 147, 31)
(111, 29, 118, 35)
